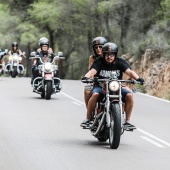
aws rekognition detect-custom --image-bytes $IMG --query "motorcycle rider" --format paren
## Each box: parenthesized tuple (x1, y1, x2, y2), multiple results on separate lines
(7, 42, 24, 74)
(0, 49, 7, 74)
(81, 42, 144, 129)
(84, 37, 107, 108)
(8, 42, 24, 58)
(31, 39, 61, 90)
(37, 37, 53, 53)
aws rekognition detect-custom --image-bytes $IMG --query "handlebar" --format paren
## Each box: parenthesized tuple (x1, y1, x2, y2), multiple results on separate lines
(29, 55, 65, 64)
(82, 77, 144, 85)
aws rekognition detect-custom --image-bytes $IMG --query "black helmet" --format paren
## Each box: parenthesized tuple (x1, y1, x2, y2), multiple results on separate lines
(40, 39, 49, 51)
(92, 37, 107, 55)
(102, 42, 118, 58)
(12, 42, 18, 48)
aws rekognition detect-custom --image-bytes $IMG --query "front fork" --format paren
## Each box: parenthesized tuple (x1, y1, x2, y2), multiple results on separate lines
(106, 81, 111, 127)
(105, 82, 123, 128)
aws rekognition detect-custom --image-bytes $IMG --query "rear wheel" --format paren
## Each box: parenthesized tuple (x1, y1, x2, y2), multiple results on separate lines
(109, 103, 121, 149)
(45, 81, 52, 100)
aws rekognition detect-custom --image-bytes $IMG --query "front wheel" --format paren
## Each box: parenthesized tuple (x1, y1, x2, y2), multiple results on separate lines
(45, 81, 52, 100)
(109, 103, 121, 149)
(11, 66, 17, 78)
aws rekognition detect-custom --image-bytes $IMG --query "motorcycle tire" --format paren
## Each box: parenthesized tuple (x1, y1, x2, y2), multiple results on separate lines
(45, 81, 52, 100)
(11, 66, 17, 78)
(109, 103, 121, 149)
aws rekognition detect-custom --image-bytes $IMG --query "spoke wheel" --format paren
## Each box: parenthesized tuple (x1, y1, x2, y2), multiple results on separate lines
(109, 103, 121, 149)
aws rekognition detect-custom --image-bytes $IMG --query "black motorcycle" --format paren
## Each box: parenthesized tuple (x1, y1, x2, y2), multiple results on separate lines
(82, 73, 143, 149)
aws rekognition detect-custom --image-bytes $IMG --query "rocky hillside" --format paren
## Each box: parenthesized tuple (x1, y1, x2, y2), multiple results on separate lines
(122, 49, 170, 100)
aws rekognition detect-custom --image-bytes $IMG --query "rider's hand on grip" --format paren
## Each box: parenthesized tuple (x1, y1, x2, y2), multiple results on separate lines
(81, 76, 89, 83)
(136, 77, 145, 85)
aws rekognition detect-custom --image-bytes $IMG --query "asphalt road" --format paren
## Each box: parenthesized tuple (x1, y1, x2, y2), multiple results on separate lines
(0, 77, 170, 170)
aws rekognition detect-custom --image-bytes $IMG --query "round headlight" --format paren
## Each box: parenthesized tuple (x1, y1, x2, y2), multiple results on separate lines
(109, 81, 119, 91)
(9, 56, 12, 60)
(13, 55, 18, 60)
(44, 62, 52, 71)
(19, 57, 22, 60)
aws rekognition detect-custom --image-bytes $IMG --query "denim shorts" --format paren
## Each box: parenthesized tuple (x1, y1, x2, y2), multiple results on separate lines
(92, 85, 132, 103)
(121, 87, 132, 103)
(91, 85, 104, 101)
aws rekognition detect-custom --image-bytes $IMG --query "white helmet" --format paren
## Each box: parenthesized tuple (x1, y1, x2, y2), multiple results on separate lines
(38, 37, 49, 46)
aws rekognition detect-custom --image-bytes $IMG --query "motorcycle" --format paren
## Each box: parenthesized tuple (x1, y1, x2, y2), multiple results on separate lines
(0, 49, 8, 76)
(82, 73, 143, 149)
(30, 51, 65, 100)
(5, 52, 25, 78)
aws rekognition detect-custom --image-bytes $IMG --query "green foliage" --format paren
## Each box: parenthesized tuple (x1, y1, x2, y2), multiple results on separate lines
(157, 0, 170, 20)
(65, 51, 88, 79)
(17, 23, 42, 47)
(0, 4, 19, 47)
(28, 1, 57, 28)
(0, 0, 169, 78)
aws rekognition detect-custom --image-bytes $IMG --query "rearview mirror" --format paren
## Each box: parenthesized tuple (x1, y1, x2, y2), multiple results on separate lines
(30, 51, 36, 57)
(58, 51, 63, 57)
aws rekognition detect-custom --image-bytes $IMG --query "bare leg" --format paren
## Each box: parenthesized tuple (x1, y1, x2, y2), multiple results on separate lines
(86, 92, 99, 120)
(84, 89, 91, 108)
(124, 93, 134, 122)
(2, 60, 5, 70)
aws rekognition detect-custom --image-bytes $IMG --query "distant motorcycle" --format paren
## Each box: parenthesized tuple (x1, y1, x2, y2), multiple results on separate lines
(82, 73, 143, 149)
(0, 49, 8, 76)
(30, 51, 64, 100)
(5, 52, 25, 78)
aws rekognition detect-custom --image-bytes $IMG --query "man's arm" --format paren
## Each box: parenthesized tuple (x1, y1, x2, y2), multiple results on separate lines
(125, 68, 139, 80)
(84, 68, 97, 78)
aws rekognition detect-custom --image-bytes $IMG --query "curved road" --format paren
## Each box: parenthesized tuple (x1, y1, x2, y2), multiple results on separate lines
(0, 77, 170, 170)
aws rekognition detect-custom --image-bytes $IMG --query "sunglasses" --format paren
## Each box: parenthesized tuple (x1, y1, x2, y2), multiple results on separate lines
(105, 53, 115, 57)
(95, 45, 103, 49)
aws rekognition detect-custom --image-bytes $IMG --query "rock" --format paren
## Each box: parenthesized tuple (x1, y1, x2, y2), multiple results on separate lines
(121, 49, 170, 100)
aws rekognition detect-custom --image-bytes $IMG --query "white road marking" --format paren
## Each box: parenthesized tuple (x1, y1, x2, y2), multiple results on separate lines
(137, 128, 170, 147)
(60, 91, 85, 105)
(138, 92, 170, 103)
(61, 91, 170, 147)
(72, 101, 82, 106)
(140, 136, 165, 148)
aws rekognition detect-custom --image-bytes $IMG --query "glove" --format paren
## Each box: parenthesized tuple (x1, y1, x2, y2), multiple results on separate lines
(136, 77, 145, 85)
(81, 76, 89, 83)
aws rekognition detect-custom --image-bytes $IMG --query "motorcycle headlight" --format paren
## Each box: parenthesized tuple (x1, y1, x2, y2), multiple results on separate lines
(109, 81, 119, 91)
(19, 57, 22, 60)
(13, 55, 18, 60)
(9, 56, 12, 60)
(44, 63, 52, 71)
